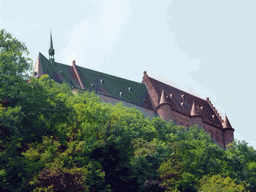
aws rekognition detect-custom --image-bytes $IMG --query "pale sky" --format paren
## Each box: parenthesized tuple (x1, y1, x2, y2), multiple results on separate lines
(1, 0, 255, 149)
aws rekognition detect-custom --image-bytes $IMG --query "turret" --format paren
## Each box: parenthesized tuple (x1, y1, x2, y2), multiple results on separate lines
(223, 114, 234, 148)
(48, 28, 55, 63)
(156, 89, 172, 121)
(190, 101, 203, 128)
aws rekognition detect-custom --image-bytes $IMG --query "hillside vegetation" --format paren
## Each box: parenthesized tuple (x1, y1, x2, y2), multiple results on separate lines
(1, 29, 256, 191)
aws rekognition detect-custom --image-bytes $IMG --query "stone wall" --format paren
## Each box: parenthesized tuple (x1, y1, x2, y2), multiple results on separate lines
(224, 129, 234, 148)
(99, 94, 157, 119)
(156, 104, 172, 122)
(156, 104, 226, 148)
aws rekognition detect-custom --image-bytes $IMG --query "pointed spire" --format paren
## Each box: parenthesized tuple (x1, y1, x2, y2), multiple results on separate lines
(190, 101, 197, 116)
(48, 28, 55, 62)
(159, 89, 168, 105)
(49, 28, 53, 50)
(223, 114, 233, 128)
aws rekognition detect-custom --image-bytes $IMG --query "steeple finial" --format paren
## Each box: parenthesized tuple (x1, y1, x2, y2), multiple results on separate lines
(49, 28, 55, 63)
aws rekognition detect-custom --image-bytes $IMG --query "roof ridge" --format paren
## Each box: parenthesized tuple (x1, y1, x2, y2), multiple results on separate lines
(76, 65, 144, 85)
(147, 76, 205, 101)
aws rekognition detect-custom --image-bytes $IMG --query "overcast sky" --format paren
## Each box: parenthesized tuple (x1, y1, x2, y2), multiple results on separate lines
(1, 0, 255, 149)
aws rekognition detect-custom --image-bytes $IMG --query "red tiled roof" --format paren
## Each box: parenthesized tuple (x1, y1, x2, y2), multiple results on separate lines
(146, 76, 223, 128)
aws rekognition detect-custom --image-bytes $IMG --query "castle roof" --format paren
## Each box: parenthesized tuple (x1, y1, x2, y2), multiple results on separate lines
(145, 76, 223, 128)
(35, 52, 154, 111)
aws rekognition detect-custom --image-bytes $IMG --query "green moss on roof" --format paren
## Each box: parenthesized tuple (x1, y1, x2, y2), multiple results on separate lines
(38, 52, 151, 107)
(39, 53, 80, 88)
(77, 66, 148, 105)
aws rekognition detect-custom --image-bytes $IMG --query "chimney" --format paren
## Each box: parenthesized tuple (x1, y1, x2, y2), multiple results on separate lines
(72, 60, 76, 66)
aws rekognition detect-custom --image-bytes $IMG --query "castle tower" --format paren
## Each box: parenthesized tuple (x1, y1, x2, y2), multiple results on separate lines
(48, 28, 55, 63)
(222, 114, 234, 148)
(190, 101, 203, 128)
(156, 89, 172, 121)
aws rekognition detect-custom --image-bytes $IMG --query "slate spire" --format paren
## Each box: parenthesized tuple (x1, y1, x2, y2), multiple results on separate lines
(48, 28, 55, 63)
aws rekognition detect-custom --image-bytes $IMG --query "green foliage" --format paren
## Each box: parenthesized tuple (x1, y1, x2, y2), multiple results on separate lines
(0, 29, 32, 79)
(173, 125, 226, 177)
(31, 166, 89, 191)
(150, 117, 177, 142)
(198, 174, 250, 192)
(224, 140, 256, 191)
(1, 29, 256, 191)
(157, 142, 185, 191)
(0, 75, 75, 144)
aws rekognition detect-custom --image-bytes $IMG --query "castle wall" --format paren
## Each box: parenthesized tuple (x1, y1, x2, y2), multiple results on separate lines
(224, 129, 234, 148)
(99, 94, 156, 119)
(101, 93, 229, 149)
(166, 109, 192, 129)
(156, 104, 172, 122)
(202, 123, 225, 149)
(156, 105, 226, 148)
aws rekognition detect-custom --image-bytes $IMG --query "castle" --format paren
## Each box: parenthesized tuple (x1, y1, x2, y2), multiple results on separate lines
(33, 31, 234, 149)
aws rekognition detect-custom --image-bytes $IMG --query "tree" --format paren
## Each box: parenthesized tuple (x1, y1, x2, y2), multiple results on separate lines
(0, 29, 33, 113)
(198, 174, 249, 192)
(224, 140, 256, 191)
(0, 29, 32, 79)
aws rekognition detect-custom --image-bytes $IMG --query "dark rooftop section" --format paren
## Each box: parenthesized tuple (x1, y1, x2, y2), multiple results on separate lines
(76, 65, 154, 110)
(147, 76, 223, 128)
(38, 52, 81, 88)
(37, 52, 154, 111)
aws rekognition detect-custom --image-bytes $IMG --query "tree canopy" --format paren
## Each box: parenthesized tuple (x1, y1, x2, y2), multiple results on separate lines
(0, 30, 255, 192)
(0, 29, 32, 78)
